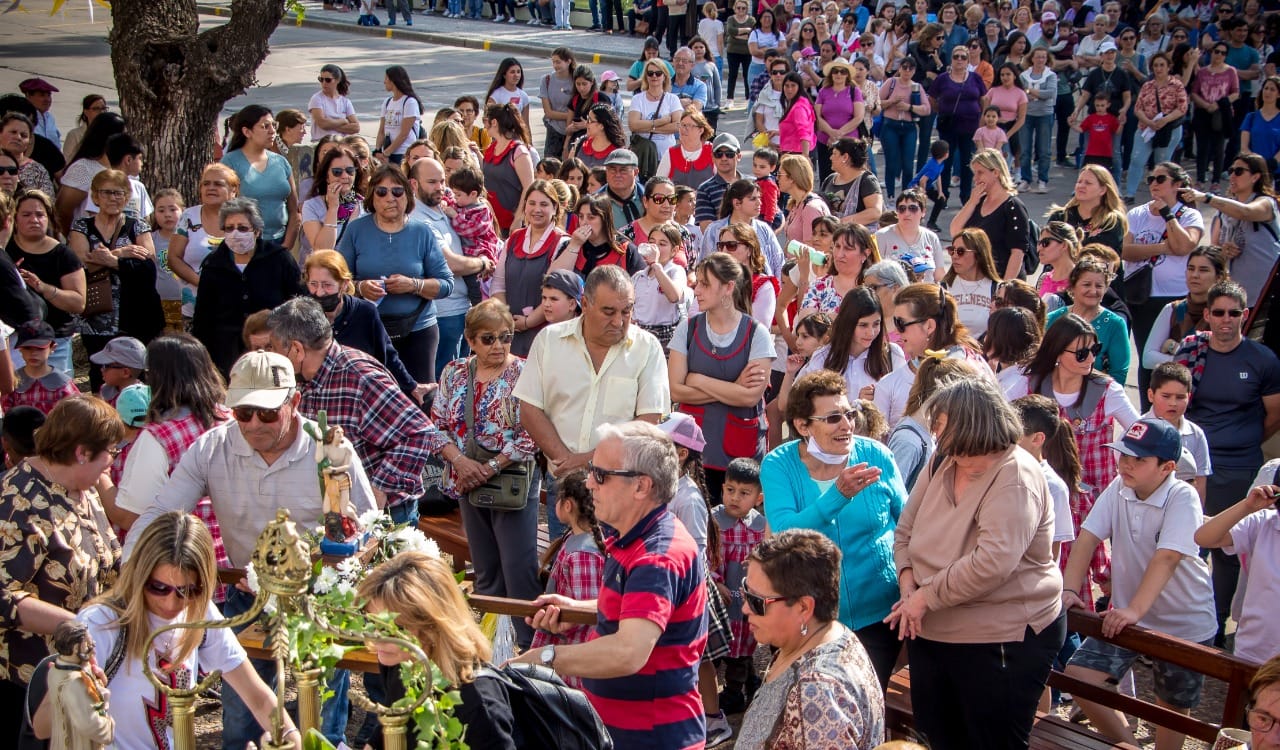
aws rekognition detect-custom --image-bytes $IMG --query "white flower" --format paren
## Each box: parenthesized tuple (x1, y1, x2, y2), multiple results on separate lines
(386, 526, 440, 559)
(244, 562, 260, 593)
(313, 566, 340, 595)
(335, 580, 356, 597)
(336, 556, 363, 580)
(357, 508, 383, 532)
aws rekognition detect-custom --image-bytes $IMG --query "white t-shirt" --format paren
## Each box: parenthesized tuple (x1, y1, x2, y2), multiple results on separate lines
(380, 95, 422, 156)
(1122, 202, 1205, 299)
(489, 86, 531, 113)
(1081, 472, 1217, 642)
(629, 92, 684, 154)
(1140, 410, 1213, 481)
(1041, 458, 1076, 544)
(174, 206, 218, 318)
(1225, 459, 1280, 664)
(997, 366, 1031, 401)
(308, 91, 357, 141)
(127, 177, 153, 222)
(944, 276, 998, 339)
(756, 86, 785, 143)
(698, 19, 726, 57)
(632, 260, 687, 326)
(669, 314, 775, 361)
(79, 602, 247, 750)
(61, 158, 106, 222)
(799, 342, 908, 399)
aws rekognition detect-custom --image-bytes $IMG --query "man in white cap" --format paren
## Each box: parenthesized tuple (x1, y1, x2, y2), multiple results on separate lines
(124, 350, 375, 750)
(695, 132, 745, 232)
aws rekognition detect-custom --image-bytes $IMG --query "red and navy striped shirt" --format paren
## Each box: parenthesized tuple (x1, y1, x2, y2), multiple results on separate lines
(584, 504, 708, 750)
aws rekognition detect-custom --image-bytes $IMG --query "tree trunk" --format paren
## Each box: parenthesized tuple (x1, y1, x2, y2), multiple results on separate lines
(108, 0, 288, 203)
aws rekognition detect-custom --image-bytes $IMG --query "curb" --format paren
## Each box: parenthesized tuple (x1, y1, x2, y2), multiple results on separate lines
(196, 3, 638, 67)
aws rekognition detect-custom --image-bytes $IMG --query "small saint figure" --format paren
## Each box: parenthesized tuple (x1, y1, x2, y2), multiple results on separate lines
(317, 424, 358, 542)
(47, 620, 114, 750)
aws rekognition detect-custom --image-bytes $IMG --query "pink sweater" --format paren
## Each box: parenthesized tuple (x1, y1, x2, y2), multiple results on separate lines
(779, 97, 817, 154)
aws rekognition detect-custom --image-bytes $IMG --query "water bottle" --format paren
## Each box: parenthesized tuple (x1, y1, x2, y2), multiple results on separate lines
(786, 240, 826, 267)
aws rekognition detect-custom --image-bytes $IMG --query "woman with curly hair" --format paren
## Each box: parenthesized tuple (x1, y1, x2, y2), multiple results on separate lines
(300, 146, 367, 259)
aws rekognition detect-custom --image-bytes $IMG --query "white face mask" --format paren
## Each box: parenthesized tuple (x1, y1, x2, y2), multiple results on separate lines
(224, 229, 256, 255)
(806, 435, 851, 465)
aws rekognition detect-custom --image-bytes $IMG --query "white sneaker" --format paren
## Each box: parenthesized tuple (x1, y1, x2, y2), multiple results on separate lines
(528, 16, 539, 23)
(1017, 180, 1031, 192)
(705, 713, 733, 746)
(507, 15, 516, 21)
(1035, 181, 1048, 194)
(493, 13, 505, 20)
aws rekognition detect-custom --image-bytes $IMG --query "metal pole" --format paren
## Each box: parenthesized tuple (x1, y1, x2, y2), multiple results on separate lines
(170, 693, 197, 750)
(297, 668, 324, 734)
(380, 711, 412, 750)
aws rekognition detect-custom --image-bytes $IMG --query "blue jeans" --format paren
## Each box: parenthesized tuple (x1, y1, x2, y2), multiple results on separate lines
(587, 0, 600, 25)
(447, 0, 461, 13)
(1124, 126, 1182, 198)
(542, 468, 567, 540)
(467, 0, 482, 17)
(938, 123, 975, 204)
(1020, 113, 1053, 183)
(220, 588, 351, 749)
(914, 113, 936, 173)
(434, 313, 469, 383)
(880, 118, 917, 197)
(387, 497, 420, 527)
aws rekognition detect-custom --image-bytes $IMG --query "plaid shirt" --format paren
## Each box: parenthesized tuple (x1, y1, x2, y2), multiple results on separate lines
(1063, 386, 1115, 590)
(297, 344, 433, 504)
(3, 370, 80, 415)
(714, 506, 766, 659)
(530, 532, 605, 688)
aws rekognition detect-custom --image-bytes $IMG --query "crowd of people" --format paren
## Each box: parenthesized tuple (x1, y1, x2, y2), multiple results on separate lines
(3, 0, 1280, 747)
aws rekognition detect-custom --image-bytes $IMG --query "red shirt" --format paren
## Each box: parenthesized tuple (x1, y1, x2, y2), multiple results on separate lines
(1082, 113, 1119, 157)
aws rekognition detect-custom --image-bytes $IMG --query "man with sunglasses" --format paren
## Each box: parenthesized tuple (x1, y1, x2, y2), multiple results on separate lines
(1177, 280, 1280, 646)
(125, 350, 376, 750)
(694, 132, 745, 231)
(511, 421, 707, 750)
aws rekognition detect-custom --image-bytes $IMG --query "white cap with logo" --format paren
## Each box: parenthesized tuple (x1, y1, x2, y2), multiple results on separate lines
(226, 351, 297, 410)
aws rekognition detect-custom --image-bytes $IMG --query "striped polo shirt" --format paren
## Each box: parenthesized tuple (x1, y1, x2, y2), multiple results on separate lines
(584, 504, 708, 750)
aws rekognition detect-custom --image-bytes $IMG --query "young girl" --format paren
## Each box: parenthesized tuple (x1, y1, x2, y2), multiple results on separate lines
(656, 413, 734, 747)
(531, 470, 605, 689)
(770, 310, 832, 447)
(556, 158, 589, 193)
(973, 105, 1010, 158)
(788, 286, 906, 411)
(150, 188, 186, 333)
(632, 222, 688, 350)
(598, 70, 624, 113)
(698, 3, 727, 75)
(1035, 220, 1082, 301)
(886, 354, 971, 491)
(535, 157, 562, 182)
(586, 166, 606, 194)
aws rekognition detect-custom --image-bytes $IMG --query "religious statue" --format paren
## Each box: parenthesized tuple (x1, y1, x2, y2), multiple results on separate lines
(317, 424, 358, 543)
(47, 620, 114, 750)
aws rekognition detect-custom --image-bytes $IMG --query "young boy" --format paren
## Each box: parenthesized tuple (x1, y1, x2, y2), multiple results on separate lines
(443, 164, 500, 305)
(1061, 418, 1217, 750)
(1073, 90, 1120, 168)
(1, 405, 46, 469)
(751, 146, 782, 229)
(1144, 362, 1212, 503)
(712, 457, 767, 715)
(535, 157, 562, 182)
(3, 321, 80, 415)
(106, 133, 153, 220)
(907, 139, 949, 233)
(110, 382, 151, 485)
(88, 335, 146, 407)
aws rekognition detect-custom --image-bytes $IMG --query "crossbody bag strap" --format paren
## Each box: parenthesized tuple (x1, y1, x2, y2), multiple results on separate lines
(104, 623, 128, 684)
(464, 358, 478, 459)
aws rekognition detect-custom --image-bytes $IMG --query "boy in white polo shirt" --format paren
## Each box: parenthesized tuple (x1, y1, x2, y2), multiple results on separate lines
(1144, 362, 1212, 503)
(1060, 417, 1217, 750)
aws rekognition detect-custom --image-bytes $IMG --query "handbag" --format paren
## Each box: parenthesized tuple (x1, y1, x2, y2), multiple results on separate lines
(464, 359, 531, 511)
(379, 297, 428, 338)
(1150, 85, 1184, 149)
(628, 98, 664, 181)
(1125, 205, 1186, 306)
(83, 266, 114, 317)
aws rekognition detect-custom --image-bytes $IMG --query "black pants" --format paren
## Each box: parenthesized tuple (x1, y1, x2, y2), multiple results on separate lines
(726, 52, 751, 99)
(926, 183, 948, 226)
(390, 323, 440, 384)
(545, 128, 566, 162)
(1054, 92, 1075, 162)
(1193, 110, 1228, 184)
(907, 612, 1066, 750)
(0, 678, 25, 745)
(854, 619, 902, 691)
(600, 0, 624, 30)
(665, 14, 689, 55)
(1126, 294, 1179, 411)
(1204, 466, 1254, 645)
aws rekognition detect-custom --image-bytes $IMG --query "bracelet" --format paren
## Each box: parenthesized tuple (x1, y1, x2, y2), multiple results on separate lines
(1205, 193, 1217, 206)
(323, 222, 339, 228)
(414, 279, 424, 295)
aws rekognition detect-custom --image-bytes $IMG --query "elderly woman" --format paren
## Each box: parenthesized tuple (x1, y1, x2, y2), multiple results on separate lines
(300, 145, 367, 260)
(0, 396, 123, 729)
(1241, 655, 1280, 750)
(656, 110, 716, 190)
(491, 181, 569, 357)
(337, 164, 455, 384)
(7, 190, 86, 376)
(889, 378, 1066, 749)
(1, 114, 55, 197)
(864, 260, 910, 340)
(736, 530, 886, 749)
(300, 250, 418, 396)
(168, 163, 240, 321)
(430, 299, 540, 649)
(950, 148, 1032, 280)
(761, 370, 907, 687)
(68, 169, 164, 391)
(192, 197, 305, 375)
(220, 106, 298, 246)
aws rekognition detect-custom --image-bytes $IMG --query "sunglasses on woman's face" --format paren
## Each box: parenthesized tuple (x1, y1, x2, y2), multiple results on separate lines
(477, 331, 514, 346)
(893, 316, 927, 333)
(741, 584, 789, 616)
(145, 579, 203, 599)
(648, 193, 675, 205)
(1065, 342, 1103, 362)
(646, 69, 665, 77)
(946, 245, 969, 256)
(330, 166, 357, 176)
(808, 408, 860, 425)
(0, 165, 20, 175)
(897, 203, 923, 213)
(716, 240, 744, 250)
(1147, 174, 1171, 185)
(1228, 166, 1254, 176)
(1038, 237, 1059, 247)
(374, 185, 406, 198)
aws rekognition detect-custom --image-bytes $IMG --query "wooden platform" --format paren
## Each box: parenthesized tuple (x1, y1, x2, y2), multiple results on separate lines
(417, 507, 552, 573)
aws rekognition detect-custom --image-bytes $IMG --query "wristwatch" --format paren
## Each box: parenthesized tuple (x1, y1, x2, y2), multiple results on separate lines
(487, 458, 501, 474)
(539, 644, 556, 669)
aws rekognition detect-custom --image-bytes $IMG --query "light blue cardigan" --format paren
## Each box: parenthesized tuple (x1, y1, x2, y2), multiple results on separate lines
(761, 437, 908, 630)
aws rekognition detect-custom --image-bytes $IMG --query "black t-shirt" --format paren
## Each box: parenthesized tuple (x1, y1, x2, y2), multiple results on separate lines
(1047, 206, 1125, 258)
(1185, 339, 1280, 470)
(1082, 65, 1134, 115)
(374, 662, 517, 750)
(909, 42, 945, 85)
(17, 654, 53, 750)
(4, 240, 85, 337)
(964, 195, 1031, 276)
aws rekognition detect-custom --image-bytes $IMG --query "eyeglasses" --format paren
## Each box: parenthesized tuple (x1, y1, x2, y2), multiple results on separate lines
(865, 281, 891, 293)
(96, 189, 127, 199)
(1038, 237, 1059, 247)
(1228, 166, 1253, 176)
(808, 408, 860, 425)
(1213, 47, 1228, 54)
(716, 240, 744, 250)
(1248, 707, 1278, 733)
(1065, 342, 1104, 362)
(952, 54, 969, 60)
(318, 76, 335, 82)
(893, 317, 927, 333)
(223, 224, 255, 233)
(646, 69, 665, 78)
(714, 149, 738, 158)
(106, 447, 123, 459)
(587, 461, 643, 484)
(741, 584, 790, 616)
(946, 245, 969, 257)
(233, 404, 285, 423)
(201, 180, 230, 189)
(770, 69, 789, 76)
(1208, 307, 1245, 318)
(477, 331, 514, 345)
(896, 203, 922, 213)
(0, 165, 18, 176)
(648, 193, 676, 205)
(330, 166, 358, 176)
(145, 579, 203, 599)
(374, 186, 406, 198)
(1147, 174, 1171, 185)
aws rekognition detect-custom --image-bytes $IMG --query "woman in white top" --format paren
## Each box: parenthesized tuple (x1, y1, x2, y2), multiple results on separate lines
(940, 227, 1003, 338)
(308, 64, 361, 142)
(374, 65, 423, 165)
(485, 58, 532, 128)
(167, 163, 239, 320)
(76, 512, 299, 750)
(747, 9, 784, 83)
(876, 188, 942, 282)
(300, 146, 367, 259)
(628, 59, 684, 156)
(1141, 245, 1228, 370)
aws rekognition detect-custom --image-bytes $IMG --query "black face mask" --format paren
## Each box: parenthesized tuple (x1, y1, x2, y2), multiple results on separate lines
(312, 291, 342, 313)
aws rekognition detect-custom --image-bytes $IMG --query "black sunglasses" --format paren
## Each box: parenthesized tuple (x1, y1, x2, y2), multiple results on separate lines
(716, 240, 743, 250)
(1038, 237, 1058, 247)
(808, 408, 860, 425)
(770, 69, 789, 76)
(477, 331, 514, 345)
(233, 405, 285, 423)
(374, 186, 406, 198)
(1209, 308, 1245, 318)
(330, 166, 358, 176)
(646, 69, 665, 77)
(741, 584, 789, 616)
(145, 579, 203, 599)
(648, 194, 675, 205)
(893, 316, 927, 333)
(587, 461, 643, 484)
(1147, 174, 1171, 185)
(0, 166, 18, 176)
(714, 149, 738, 158)
(896, 203, 923, 213)
(318, 76, 335, 83)
(1066, 342, 1103, 362)
(1228, 166, 1253, 176)
(946, 245, 969, 256)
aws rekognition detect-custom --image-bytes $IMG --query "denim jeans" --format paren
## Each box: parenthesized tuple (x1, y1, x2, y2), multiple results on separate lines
(588, 0, 600, 25)
(434, 312, 469, 380)
(553, 0, 570, 25)
(447, 0, 461, 13)
(542, 467, 567, 540)
(467, 0, 483, 17)
(914, 113, 936, 173)
(938, 123, 975, 204)
(1020, 113, 1052, 183)
(1124, 126, 1181, 198)
(879, 118, 917, 197)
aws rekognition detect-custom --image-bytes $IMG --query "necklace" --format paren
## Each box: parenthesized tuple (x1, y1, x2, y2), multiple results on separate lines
(376, 218, 404, 244)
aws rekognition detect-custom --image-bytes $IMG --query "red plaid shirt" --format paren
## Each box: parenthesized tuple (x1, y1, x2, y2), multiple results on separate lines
(297, 344, 433, 505)
(1061, 388, 1114, 593)
(146, 409, 233, 597)
(715, 508, 766, 659)
(3, 371, 80, 415)
(530, 533, 605, 688)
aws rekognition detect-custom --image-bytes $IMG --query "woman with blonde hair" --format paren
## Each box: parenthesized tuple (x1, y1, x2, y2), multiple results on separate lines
(1047, 164, 1128, 258)
(430, 119, 481, 163)
(939, 227, 1002, 338)
(1035, 220, 1084, 301)
(779, 154, 831, 246)
(950, 148, 1033, 280)
(358, 550, 516, 749)
(76, 511, 299, 750)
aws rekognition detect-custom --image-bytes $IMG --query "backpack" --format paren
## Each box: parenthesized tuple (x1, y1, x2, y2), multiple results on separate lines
(477, 663, 614, 750)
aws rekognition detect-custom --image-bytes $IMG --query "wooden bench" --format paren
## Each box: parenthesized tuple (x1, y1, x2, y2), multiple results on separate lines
(884, 609, 1259, 748)
(417, 507, 552, 574)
